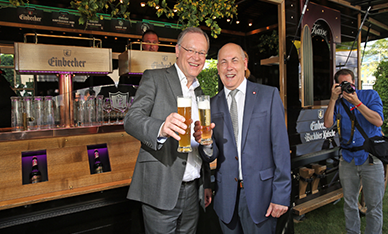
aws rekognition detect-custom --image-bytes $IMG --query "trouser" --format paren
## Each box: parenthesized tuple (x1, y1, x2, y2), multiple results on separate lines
(219, 186, 277, 234)
(142, 179, 199, 234)
(339, 155, 384, 234)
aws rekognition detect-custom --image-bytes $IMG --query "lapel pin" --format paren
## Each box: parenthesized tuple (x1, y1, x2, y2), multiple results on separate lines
(253, 91, 256, 95)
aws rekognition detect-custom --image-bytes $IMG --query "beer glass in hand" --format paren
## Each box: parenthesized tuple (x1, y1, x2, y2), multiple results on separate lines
(197, 95, 213, 145)
(177, 96, 192, 153)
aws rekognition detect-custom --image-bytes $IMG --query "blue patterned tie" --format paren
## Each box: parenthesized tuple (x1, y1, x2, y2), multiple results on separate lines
(229, 89, 239, 142)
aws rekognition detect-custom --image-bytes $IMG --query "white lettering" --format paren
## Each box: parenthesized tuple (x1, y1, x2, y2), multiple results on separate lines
(19, 14, 42, 22)
(311, 24, 327, 37)
(310, 120, 326, 131)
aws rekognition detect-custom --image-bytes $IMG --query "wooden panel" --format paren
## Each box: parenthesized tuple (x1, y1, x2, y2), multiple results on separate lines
(0, 131, 140, 210)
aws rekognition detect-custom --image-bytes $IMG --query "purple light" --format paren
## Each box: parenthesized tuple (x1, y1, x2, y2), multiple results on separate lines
(18, 70, 109, 74)
(127, 72, 143, 75)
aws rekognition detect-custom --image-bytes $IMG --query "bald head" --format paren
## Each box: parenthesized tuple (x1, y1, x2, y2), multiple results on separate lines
(217, 43, 248, 90)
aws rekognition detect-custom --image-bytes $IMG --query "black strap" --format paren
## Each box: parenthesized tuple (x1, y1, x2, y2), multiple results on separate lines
(338, 99, 356, 145)
(340, 99, 374, 163)
(340, 99, 369, 140)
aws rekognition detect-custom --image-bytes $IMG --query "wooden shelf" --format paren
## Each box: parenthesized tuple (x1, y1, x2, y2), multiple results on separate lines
(260, 56, 279, 66)
(0, 179, 131, 211)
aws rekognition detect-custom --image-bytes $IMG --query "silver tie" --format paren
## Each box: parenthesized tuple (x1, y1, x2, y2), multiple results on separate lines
(229, 89, 239, 142)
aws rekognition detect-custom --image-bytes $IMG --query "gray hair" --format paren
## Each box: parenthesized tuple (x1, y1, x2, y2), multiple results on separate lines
(177, 27, 210, 51)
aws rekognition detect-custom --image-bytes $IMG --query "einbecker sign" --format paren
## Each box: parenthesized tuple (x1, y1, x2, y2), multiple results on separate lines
(14, 43, 112, 74)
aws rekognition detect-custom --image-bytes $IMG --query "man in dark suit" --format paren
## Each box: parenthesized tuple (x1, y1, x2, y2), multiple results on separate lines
(123, 27, 212, 234)
(195, 43, 291, 233)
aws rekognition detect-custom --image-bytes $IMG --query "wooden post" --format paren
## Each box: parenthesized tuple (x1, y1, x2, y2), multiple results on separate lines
(299, 167, 315, 199)
(311, 164, 326, 194)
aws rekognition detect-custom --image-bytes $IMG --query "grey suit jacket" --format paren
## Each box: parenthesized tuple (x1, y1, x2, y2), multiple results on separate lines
(124, 65, 211, 210)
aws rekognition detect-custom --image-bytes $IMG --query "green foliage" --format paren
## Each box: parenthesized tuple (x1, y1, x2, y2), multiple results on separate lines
(69, 0, 131, 26)
(336, 41, 356, 51)
(363, 38, 388, 59)
(373, 60, 388, 135)
(10, 0, 237, 38)
(257, 30, 278, 55)
(148, 0, 238, 38)
(197, 59, 218, 97)
(0, 54, 20, 87)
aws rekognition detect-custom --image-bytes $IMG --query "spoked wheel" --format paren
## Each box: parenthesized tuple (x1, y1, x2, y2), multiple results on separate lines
(358, 163, 388, 215)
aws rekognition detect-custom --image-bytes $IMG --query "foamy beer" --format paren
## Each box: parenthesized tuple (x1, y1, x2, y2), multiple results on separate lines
(177, 96, 192, 153)
(197, 95, 213, 145)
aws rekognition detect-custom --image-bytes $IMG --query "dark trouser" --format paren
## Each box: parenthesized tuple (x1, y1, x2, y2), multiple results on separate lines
(219, 187, 277, 234)
(142, 180, 199, 234)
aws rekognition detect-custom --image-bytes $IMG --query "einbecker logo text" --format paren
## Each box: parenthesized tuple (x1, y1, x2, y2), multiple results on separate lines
(48, 57, 86, 67)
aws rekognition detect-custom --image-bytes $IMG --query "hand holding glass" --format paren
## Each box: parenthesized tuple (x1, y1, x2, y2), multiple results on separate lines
(177, 96, 192, 153)
(197, 95, 213, 145)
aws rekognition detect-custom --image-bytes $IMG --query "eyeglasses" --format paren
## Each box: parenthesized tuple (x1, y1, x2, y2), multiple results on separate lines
(179, 45, 207, 58)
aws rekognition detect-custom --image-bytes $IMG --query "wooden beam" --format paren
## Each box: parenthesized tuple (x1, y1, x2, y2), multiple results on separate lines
(372, 3, 388, 11)
(362, 25, 381, 36)
(328, 0, 361, 11)
(368, 17, 388, 31)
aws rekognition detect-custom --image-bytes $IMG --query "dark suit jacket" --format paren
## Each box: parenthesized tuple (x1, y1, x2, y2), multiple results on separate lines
(199, 80, 291, 224)
(124, 65, 211, 210)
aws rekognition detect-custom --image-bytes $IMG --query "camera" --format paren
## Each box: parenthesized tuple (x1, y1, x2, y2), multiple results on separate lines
(336, 81, 355, 94)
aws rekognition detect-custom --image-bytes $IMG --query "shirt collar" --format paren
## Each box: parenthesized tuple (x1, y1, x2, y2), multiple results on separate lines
(174, 63, 199, 89)
(224, 78, 247, 97)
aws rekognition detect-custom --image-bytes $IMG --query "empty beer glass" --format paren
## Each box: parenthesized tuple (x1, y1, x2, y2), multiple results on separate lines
(23, 96, 34, 130)
(197, 95, 213, 145)
(11, 96, 23, 131)
(34, 96, 44, 130)
(96, 95, 104, 125)
(44, 96, 55, 129)
(177, 95, 192, 153)
(85, 95, 96, 126)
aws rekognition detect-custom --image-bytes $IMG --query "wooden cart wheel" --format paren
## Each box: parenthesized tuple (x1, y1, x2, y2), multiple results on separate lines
(358, 163, 388, 215)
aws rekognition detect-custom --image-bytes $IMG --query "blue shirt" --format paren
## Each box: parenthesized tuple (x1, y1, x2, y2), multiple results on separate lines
(333, 89, 384, 165)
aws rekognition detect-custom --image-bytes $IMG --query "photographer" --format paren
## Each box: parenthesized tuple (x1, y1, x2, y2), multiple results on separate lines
(324, 69, 384, 234)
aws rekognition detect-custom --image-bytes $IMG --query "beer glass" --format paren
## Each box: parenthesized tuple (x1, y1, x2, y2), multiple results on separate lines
(177, 95, 192, 153)
(11, 96, 23, 131)
(197, 95, 213, 145)
(23, 96, 34, 131)
(44, 96, 55, 129)
(34, 96, 44, 130)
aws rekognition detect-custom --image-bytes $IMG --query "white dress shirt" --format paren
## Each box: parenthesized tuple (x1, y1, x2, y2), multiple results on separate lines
(224, 78, 247, 180)
(175, 64, 202, 182)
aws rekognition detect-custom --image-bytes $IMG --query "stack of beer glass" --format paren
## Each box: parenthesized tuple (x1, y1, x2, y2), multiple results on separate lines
(73, 94, 104, 127)
(11, 96, 57, 131)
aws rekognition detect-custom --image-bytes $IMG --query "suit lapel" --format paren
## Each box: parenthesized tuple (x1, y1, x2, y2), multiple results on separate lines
(165, 65, 183, 98)
(241, 82, 258, 150)
(216, 89, 236, 144)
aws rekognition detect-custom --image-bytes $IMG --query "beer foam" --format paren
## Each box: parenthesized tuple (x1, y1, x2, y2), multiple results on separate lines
(198, 100, 210, 109)
(177, 97, 192, 107)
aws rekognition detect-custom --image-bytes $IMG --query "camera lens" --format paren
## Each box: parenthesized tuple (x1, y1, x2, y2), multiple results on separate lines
(340, 81, 355, 94)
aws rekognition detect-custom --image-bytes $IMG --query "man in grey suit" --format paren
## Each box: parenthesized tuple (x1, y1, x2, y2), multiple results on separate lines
(195, 43, 291, 233)
(124, 27, 212, 234)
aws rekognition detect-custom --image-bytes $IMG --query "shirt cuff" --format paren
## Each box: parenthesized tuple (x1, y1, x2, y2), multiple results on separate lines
(202, 144, 213, 157)
(157, 122, 167, 143)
